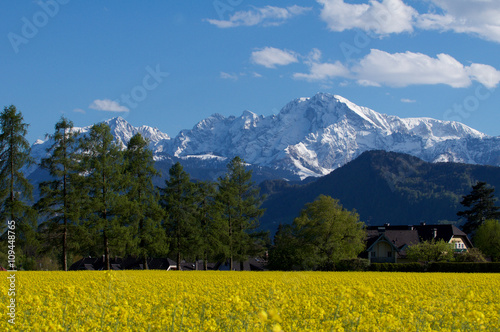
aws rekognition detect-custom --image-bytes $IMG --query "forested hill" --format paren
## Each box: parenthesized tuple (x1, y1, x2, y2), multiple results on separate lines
(260, 150, 500, 233)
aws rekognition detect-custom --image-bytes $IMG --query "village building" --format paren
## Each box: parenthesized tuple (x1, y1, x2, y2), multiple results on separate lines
(362, 224, 473, 263)
(69, 256, 266, 271)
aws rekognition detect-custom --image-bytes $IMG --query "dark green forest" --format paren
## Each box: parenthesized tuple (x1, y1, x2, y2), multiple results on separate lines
(260, 150, 500, 231)
(2, 105, 500, 270)
(0, 107, 267, 271)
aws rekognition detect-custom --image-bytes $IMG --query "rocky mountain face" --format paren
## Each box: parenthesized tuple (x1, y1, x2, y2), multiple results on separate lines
(27, 93, 500, 182)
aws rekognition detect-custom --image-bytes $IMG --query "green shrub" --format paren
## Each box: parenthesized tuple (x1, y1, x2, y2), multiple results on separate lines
(336, 258, 370, 271)
(369, 263, 425, 272)
(427, 262, 500, 273)
(370, 262, 500, 272)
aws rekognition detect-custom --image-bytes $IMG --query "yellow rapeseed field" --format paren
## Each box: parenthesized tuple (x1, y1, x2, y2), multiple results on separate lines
(1, 271, 499, 331)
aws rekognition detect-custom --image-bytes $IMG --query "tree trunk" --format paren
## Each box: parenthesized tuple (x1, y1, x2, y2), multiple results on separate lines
(177, 250, 181, 271)
(229, 214, 233, 271)
(9, 126, 14, 221)
(139, 212, 149, 270)
(63, 219, 68, 271)
(62, 135, 68, 272)
(104, 231, 110, 270)
(102, 169, 110, 270)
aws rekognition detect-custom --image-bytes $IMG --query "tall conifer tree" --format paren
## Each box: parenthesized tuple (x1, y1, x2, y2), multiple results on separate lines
(458, 181, 500, 234)
(217, 156, 264, 270)
(0, 105, 37, 269)
(124, 133, 166, 269)
(77, 123, 126, 270)
(37, 117, 80, 271)
(193, 180, 226, 270)
(160, 162, 199, 270)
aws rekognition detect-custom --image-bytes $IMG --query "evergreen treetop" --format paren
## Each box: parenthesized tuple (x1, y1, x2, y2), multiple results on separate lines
(458, 181, 500, 234)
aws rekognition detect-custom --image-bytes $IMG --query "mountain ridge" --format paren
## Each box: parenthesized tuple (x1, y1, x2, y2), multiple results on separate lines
(27, 93, 500, 181)
(259, 150, 500, 232)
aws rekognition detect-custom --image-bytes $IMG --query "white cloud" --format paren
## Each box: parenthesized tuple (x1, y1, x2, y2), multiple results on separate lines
(317, 0, 500, 43)
(466, 63, 500, 89)
(89, 99, 129, 113)
(206, 5, 311, 28)
(293, 49, 350, 81)
(417, 0, 500, 43)
(317, 0, 416, 34)
(73, 108, 86, 114)
(401, 98, 416, 103)
(352, 49, 500, 88)
(293, 62, 350, 81)
(249, 45, 500, 88)
(220, 72, 239, 80)
(353, 49, 468, 87)
(251, 47, 299, 68)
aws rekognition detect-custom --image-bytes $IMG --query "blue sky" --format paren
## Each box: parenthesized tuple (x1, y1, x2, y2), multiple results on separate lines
(2, 0, 500, 143)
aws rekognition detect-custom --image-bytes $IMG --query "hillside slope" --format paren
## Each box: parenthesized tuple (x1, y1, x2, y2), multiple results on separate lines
(260, 150, 500, 232)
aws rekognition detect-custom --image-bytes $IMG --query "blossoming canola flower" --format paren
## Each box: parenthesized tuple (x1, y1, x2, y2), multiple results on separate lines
(1, 271, 498, 331)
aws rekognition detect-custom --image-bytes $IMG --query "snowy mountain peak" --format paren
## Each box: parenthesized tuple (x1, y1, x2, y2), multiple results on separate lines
(102, 117, 170, 149)
(105, 116, 127, 126)
(241, 110, 257, 117)
(26, 117, 172, 178)
(27, 93, 500, 182)
(165, 92, 498, 179)
(195, 113, 226, 130)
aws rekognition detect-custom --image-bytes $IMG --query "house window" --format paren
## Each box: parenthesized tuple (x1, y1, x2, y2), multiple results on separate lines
(387, 251, 392, 258)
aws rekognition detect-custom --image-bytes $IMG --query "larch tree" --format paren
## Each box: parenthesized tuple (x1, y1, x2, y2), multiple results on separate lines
(124, 133, 166, 269)
(0, 105, 37, 269)
(77, 123, 127, 270)
(193, 180, 226, 270)
(160, 162, 200, 270)
(216, 156, 264, 270)
(36, 117, 81, 271)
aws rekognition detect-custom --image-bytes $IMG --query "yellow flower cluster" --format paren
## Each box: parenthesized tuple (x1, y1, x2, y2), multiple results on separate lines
(1, 271, 499, 331)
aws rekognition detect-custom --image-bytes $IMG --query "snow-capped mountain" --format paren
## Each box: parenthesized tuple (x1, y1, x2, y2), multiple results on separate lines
(168, 93, 499, 179)
(28, 93, 500, 181)
(105, 117, 171, 149)
(27, 117, 171, 177)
